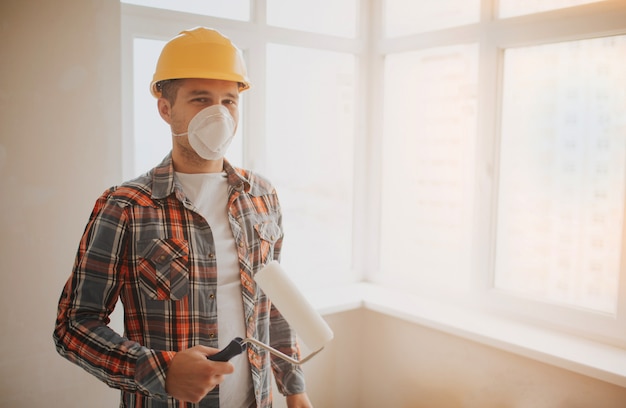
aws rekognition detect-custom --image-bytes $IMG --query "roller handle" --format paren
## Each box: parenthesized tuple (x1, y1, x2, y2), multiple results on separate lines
(207, 337, 247, 362)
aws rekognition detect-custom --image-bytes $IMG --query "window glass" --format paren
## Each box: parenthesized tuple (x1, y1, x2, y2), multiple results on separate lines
(384, 0, 480, 37)
(498, 0, 605, 18)
(132, 38, 243, 177)
(121, 0, 250, 21)
(265, 44, 356, 289)
(132, 38, 170, 176)
(379, 44, 479, 295)
(495, 35, 626, 314)
(267, 0, 358, 38)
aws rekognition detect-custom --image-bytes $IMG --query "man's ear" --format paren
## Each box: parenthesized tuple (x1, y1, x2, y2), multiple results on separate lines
(157, 98, 172, 124)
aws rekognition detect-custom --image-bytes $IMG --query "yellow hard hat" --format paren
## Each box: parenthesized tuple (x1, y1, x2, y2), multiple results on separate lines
(150, 27, 251, 98)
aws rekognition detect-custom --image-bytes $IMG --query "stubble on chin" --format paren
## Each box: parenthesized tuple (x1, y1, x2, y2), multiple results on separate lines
(173, 135, 207, 167)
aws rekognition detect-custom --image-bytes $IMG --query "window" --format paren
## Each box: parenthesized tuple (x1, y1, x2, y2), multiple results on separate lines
(380, 44, 478, 295)
(267, 0, 358, 38)
(121, 1, 359, 289)
(384, 0, 480, 37)
(265, 44, 356, 289)
(377, 0, 626, 344)
(498, 0, 607, 18)
(121, 0, 626, 346)
(495, 35, 626, 315)
(131, 38, 170, 176)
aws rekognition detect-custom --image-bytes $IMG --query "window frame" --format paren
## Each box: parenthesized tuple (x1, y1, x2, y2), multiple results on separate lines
(120, 0, 626, 384)
(373, 0, 626, 347)
(487, 1, 626, 347)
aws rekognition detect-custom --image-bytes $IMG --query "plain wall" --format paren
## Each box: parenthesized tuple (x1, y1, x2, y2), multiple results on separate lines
(1, 1, 626, 407)
(299, 310, 626, 408)
(0, 0, 122, 406)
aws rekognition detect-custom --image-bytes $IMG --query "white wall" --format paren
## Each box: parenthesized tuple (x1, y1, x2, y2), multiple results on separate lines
(1, 1, 625, 407)
(0, 0, 121, 406)
(300, 310, 626, 408)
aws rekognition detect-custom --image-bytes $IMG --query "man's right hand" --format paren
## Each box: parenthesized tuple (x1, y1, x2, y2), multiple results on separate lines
(164, 345, 235, 403)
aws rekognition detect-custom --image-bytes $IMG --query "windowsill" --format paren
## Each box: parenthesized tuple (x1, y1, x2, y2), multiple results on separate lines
(306, 282, 626, 388)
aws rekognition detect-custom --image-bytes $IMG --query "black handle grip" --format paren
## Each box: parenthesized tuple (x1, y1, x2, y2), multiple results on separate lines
(207, 337, 247, 362)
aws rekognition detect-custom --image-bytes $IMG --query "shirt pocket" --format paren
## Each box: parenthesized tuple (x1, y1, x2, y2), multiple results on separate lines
(254, 220, 282, 264)
(137, 238, 189, 301)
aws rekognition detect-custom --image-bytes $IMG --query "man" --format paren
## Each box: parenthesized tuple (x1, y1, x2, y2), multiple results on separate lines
(54, 27, 313, 408)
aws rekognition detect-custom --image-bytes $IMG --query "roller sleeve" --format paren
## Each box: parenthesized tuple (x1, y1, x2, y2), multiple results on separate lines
(254, 261, 334, 351)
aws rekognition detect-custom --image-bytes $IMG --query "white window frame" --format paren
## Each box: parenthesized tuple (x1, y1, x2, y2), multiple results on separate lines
(481, 0, 626, 346)
(120, 0, 626, 388)
(371, 0, 626, 344)
(365, 0, 626, 386)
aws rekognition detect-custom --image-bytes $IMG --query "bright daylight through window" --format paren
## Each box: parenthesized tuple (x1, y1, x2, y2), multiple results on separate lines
(121, 0, 626, 347)
(496, 35, 626, 315)
(380, 44, 478, 295)
(265, 44, 356, 290)
(378, 0, 625, 344)
(498, 0, 606, 18)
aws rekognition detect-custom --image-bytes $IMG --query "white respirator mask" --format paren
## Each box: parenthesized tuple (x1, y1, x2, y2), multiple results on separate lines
(173, 104, 236, 160)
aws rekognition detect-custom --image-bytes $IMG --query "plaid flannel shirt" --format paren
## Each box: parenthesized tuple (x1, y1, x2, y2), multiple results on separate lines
(54, 154, 305, 407)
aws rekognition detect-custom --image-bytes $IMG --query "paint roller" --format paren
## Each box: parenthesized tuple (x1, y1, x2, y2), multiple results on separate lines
(208, 261, 334, 364)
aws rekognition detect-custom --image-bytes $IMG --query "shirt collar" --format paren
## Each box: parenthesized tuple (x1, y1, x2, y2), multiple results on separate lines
(151, 153, 251, 201)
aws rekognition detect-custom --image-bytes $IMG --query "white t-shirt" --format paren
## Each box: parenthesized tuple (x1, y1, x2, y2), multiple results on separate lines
(176, 172, 255, 408)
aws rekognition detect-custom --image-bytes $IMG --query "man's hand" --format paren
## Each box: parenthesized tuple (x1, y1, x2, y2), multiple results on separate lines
(286, 392, 313, 408)
(165, 345, 234, 403)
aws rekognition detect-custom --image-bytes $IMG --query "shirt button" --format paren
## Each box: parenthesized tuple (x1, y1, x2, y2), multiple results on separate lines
(209, 333, 215, 338)
(239, 241, 244, 248)
(158, 255, 167, 262)
(209, 293, 215, 299)
(209, 253, 215, 259)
